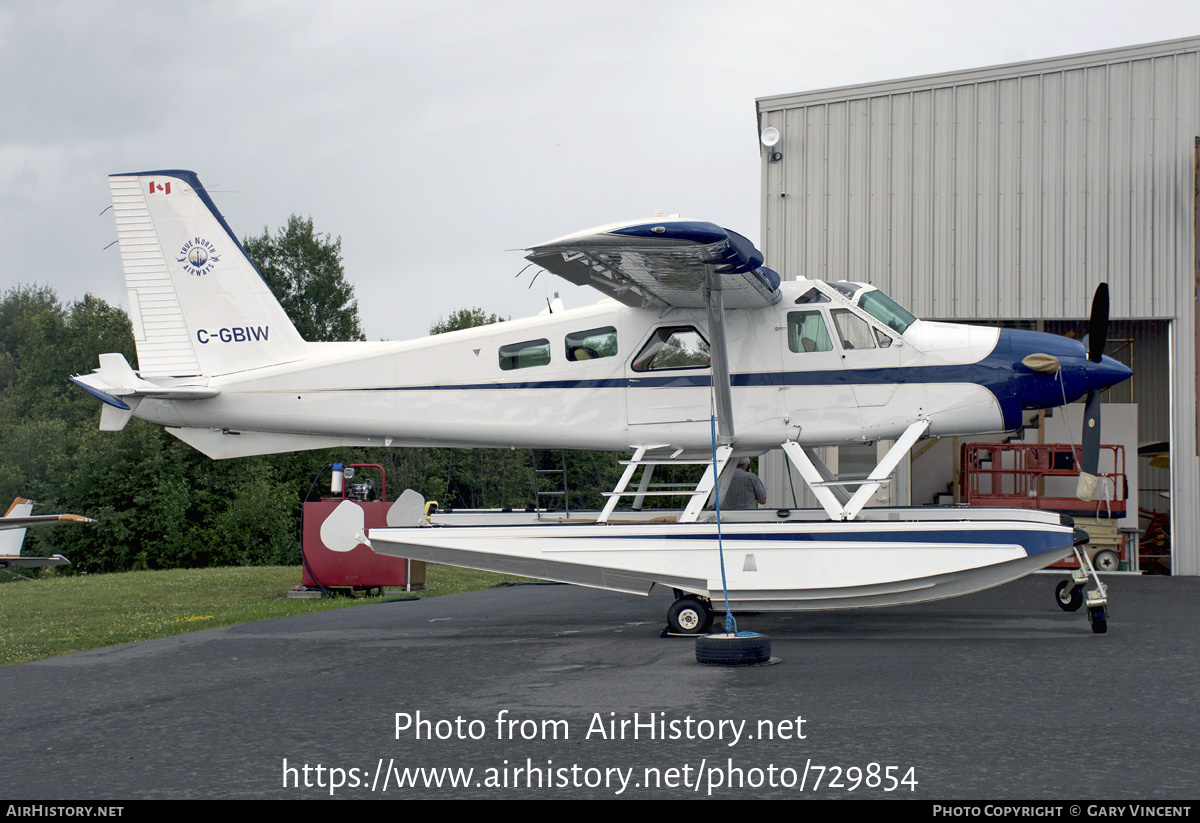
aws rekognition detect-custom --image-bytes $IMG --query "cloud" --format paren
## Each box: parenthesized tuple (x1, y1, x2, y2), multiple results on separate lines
(4, 0, 1200, 338)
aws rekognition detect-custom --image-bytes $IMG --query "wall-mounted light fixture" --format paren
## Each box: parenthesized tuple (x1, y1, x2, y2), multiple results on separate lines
(760, 126, 782, 162)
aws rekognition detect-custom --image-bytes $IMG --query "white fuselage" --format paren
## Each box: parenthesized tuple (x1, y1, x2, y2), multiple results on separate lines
(133, 280, 1005, 455)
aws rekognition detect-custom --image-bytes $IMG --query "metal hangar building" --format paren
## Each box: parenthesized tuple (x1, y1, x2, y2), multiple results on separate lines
(755, 36, 1200, 576)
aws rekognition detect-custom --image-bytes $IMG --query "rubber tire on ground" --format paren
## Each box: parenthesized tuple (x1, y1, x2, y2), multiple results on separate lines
(1088, 606, 1108, 634)
(667, 597, 713, 634)
(695, 633, 771, 666)
(1055, 580, 1084, 612)
(1092, 550, 1120, 572)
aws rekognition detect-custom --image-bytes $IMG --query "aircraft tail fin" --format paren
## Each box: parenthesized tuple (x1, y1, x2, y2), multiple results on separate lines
(107, 170, 307, 378)
(0, 498, 33, 557)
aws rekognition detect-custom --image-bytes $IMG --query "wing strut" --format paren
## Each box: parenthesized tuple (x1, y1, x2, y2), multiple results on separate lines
(781, 419, 930, 521)
(705, 269, 735, 445)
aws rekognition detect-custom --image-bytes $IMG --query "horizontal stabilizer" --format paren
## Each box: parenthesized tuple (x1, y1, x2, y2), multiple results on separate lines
(0, 554, 71, 569)
(72, 353, 220, 430)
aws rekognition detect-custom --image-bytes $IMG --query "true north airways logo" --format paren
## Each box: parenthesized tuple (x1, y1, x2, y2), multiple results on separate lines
(177, 237, 220, 277)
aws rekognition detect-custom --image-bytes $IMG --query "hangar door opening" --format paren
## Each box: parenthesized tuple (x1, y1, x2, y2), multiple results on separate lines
(771, 319, 1168, 573)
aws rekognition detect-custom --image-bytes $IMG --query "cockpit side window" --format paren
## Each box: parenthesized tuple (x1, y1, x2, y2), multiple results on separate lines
(787, 311, 834, 353)
(632, 326, 710, 372)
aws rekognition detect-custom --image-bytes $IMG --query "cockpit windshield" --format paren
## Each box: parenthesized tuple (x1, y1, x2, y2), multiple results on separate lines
(858, 289, 917, 335)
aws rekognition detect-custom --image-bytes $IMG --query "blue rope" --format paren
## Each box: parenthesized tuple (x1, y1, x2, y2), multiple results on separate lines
(710, 415, 738, 635)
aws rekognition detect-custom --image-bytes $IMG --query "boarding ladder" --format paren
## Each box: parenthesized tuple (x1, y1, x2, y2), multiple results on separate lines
(530, 449, 571, 517)
(598, 445, 733, 524)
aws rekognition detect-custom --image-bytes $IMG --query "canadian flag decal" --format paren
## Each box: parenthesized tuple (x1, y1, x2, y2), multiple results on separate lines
(149, 181, 171, 195)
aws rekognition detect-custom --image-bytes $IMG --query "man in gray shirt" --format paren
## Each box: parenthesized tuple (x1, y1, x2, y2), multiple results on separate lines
(726, 457, 766, 509)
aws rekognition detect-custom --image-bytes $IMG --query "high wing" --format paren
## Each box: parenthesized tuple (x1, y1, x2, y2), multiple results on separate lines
(0, 515, 94, 530)
(0, 498, 95, 531)
(525, 218, 781, 310)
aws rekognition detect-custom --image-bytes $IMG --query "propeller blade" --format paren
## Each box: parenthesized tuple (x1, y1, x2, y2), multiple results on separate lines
(1077, 285, 1111, 499)
(1088, 283, 1109, 363)
(1080, 390, 1101, 476)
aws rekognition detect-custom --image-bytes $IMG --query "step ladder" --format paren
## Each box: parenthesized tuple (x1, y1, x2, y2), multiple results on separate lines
(530, 449, 570, 517)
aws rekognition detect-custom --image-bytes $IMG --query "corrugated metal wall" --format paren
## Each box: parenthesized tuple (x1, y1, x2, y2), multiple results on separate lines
(757, 38, 1200, 575)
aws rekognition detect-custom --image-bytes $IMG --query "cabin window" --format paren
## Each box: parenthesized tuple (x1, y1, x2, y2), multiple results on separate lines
(858, 289, 916, 335)
(499, 338, 551, 370)
(831, 309, 876, 350)
(632, 326, 710, 372)
(565, 326, 617, 361)
(787, 311, 834, 353)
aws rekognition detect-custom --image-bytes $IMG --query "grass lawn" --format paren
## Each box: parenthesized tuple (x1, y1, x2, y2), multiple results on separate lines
(0, 565, 534, 666)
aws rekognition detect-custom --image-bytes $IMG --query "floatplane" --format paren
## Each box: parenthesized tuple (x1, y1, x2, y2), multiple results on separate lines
(73, 170, 1132, 634)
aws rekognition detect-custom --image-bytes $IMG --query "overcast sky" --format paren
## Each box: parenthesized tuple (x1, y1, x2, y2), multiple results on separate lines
(4, 0, 1200, 341)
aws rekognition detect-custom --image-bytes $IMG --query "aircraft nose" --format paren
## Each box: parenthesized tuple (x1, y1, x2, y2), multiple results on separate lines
(1086, 354, 1133, 393)
(1005, 328, 1131, 410)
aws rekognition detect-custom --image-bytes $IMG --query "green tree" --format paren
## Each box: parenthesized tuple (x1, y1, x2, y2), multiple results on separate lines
(243, 215, 364, 342)
(0, 285, 320, 572)
(429, 307, 506, 335)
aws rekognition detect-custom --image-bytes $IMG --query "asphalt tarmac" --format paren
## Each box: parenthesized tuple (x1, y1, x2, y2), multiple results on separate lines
(2, 574, 1197, 800)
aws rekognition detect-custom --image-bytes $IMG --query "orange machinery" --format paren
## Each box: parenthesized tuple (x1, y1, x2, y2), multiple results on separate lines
(960, 443, 1128, 570)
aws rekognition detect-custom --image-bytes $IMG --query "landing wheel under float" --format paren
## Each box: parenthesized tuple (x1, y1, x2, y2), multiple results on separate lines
(1055, 579, 1084, 612)
(1061, 547, 1110, 632)
(667, 596, 714, 635)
